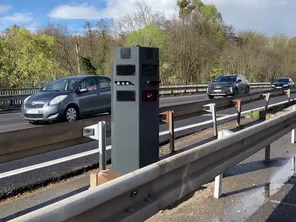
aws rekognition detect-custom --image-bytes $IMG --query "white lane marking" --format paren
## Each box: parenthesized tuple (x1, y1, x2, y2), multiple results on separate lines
(0, 98, 293, 179)
(270, 200, 296, 208)
(161, 94, 206, 100)
(0, 112, 20, 117)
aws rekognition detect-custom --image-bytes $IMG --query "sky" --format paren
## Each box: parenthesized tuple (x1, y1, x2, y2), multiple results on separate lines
(0, 0, 296, 36)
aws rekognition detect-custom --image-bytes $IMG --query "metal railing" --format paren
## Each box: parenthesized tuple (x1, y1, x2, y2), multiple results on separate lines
(0, 83, 271, 110)
(0, 88, 292, 165)
(12, 103, 296, 222)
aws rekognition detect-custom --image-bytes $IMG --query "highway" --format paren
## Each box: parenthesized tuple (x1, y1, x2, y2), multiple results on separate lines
(0, 88, 292, 200)
(0, 88, 265, 133)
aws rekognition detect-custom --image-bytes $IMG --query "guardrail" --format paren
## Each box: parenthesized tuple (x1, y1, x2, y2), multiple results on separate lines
(0, 83, 271, 110)
(12, 102, 296, 222)
(0, 88, 292, 165)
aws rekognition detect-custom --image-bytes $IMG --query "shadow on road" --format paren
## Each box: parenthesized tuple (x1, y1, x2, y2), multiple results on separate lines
(0, 186, 88, 222)
(264, 176, 296, 222)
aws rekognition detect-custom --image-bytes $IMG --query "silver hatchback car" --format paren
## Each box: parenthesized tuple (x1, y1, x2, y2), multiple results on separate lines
(21, 75, 111, 124)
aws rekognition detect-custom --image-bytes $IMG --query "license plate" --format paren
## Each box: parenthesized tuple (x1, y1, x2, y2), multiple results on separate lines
(276, 87, 281, 89)
(26, 109, 39, 114)
(214, 89, 221, 92)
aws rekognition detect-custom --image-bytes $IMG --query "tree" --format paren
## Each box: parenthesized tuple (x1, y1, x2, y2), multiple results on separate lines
(0, 26, 57, 87)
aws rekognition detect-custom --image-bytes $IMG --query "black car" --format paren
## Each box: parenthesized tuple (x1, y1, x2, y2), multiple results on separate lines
(272, 78, 294, 89)
(207, 74, 250, 99)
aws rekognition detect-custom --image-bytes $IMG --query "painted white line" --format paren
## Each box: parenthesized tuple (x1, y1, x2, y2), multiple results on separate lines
(270, 200, 296, 208)
(0, 112, 20, 116)
(0, 98, 293, 179)
(161, 94, 206, 100)
(0, 146, 109, 179)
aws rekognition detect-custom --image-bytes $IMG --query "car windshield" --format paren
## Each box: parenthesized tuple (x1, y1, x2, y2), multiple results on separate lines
(276, 78, 289, 82)
(42, 78, 81, 92)
(214, 76, 237, 82)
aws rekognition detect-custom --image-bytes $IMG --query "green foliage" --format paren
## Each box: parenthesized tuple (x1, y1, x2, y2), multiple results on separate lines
(208, 68, 223, 82)
(125, 24, 168, 49)
(247, 110, 260, 119)
(0, 27, 57, 87)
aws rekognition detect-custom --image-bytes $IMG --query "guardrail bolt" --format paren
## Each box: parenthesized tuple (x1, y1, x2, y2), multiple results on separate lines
(125, 208, 135, 213)
(145, 195, 153, 203)
(130, 190, 138, 198)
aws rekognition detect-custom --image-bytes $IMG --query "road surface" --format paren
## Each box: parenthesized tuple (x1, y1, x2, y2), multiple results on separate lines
(0, 89, 293, 200)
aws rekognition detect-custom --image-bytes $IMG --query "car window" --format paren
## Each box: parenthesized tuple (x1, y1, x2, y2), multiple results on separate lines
(276, 78, 289, 82)
(80, 78, 97, 91)
(42, 78, 81, 92)
(215, 76, 237, 82)
(98, 77, 110, 89)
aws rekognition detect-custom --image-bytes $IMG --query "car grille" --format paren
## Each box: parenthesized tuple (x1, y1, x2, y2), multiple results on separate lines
(25, 103, 44, 108)
(24, 114, 43, 118)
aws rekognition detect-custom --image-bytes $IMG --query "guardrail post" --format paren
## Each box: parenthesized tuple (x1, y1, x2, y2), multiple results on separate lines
(168, 111, 175, 153)
(202, 103, 217, 138)
(160, 111, 175, 153)
(98, 121, 106, 171)
(265, 144, 271, 162)
(263, 93, 271, 112)
(292, 106, 296, 144)
(285, 89, 291, 103)
(213, 129, 234, 198)
(232, 99, 242, 127)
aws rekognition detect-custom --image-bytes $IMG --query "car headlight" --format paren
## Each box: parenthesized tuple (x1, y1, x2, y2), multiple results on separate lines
(49, 95, 67, 105)
(229, 87, 233, 92)
(23, 96, 31, 104)
(272, 84, 275, 87)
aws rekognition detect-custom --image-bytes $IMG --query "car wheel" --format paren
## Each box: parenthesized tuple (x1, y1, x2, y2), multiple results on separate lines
(208, 95, 214, 99)
(65, 106, 79, 122)
(245, 86, 250, 94)
(232, 87, 238, 96)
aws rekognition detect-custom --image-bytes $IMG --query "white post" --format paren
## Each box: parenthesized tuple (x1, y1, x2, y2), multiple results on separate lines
(292, 106, 296, 144)
(98, 121, 106, 171)
(213, 130, 233, 199)
(214, 174, 223, 199)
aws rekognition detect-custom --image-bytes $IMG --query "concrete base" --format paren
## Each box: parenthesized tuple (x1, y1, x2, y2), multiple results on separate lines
(89, 169, 121, 189)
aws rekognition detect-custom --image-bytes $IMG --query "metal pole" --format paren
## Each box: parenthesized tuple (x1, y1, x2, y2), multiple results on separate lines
(168, 111, 175, 153)
(265, 144, 271, 162)
(211, 103, 218, 138)
(98, 121, 106, 171)
(292, 106, 296, 144)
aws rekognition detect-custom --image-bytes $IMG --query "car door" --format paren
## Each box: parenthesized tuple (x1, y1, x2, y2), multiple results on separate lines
(96, 77, 111, 112)
(76, 77, 99, 115)
(241, 75, 248, 91)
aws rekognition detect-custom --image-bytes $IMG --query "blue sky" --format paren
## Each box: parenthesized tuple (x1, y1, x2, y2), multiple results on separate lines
(0, 0, 111, 32)
(0, 0, 296, 36)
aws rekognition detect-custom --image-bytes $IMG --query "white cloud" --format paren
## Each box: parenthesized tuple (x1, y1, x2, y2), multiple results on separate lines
(203, 0, 296, 36)
(0, 5, 12, 15)
(48, 1, 177, 20)
(1, 12, 33, 23)
(48, 0, 296, 36)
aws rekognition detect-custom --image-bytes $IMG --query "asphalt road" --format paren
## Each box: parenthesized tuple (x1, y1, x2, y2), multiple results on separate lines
(0, 89, 266, 133)
(0, 89, 292, 200)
